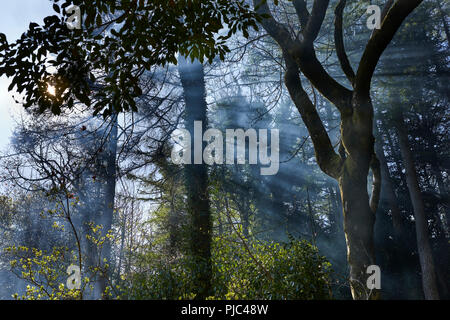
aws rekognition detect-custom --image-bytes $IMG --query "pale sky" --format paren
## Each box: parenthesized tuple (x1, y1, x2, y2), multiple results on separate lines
(0, 0, 54, 149)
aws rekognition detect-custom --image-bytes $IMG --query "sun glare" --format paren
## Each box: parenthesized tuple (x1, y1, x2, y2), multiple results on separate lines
(47, 85, 56, 96)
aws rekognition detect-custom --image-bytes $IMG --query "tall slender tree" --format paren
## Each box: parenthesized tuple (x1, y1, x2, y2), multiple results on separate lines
(394, 112, 439, 299)
(178, 56, 212, 299)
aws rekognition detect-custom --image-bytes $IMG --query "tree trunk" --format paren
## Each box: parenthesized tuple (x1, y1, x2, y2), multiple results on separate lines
(77, 115, 118, 299)
(116, 202, 127, 282)
(252, 0, 423, 300)
(395, 114, 440, 300)
(335, 95, 380, 300)
(338, 153, 377, 299)
(283, 58, 380, 299)
(99, 115, 118, 299)
(329, 185, 344, 234)
(178, 55, 213, 299)
(375, 125, 404, 237)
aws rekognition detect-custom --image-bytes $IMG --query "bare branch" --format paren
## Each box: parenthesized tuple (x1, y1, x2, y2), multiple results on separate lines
(283, 53, 342, 179)
(334, 0, 355, 86)
(291, 44, 353, 112)
(381, 0, 395, 21)
(303, 0, 330, 44)
(292, 0, 310, 30)
(355, 0, 424, 94)
(253, 0, 294, 48)
(253, 0, 352, 111)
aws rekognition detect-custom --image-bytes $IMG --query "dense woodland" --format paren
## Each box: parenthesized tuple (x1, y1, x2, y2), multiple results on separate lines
(0, 0, 448, 300)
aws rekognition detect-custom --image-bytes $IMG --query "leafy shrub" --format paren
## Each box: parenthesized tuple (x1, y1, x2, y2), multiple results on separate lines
(212, 236, 332, 299)
(123, 235, 332, 300)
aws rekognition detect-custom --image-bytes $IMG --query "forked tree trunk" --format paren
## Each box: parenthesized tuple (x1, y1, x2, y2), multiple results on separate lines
(395, 114, 440, 300)
(338, 97, 379, 300)
(253, 0, 423, 300)
(285, 64, 381, 299)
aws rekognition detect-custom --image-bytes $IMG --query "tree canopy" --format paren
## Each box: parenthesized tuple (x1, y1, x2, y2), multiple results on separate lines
(0, 0, 260, 116)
